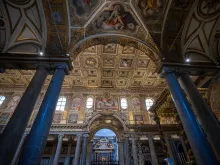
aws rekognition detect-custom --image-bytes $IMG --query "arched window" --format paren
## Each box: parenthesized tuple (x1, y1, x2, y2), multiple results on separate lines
(145, 98, 154, 110)
(56, 96, 66, 111)
(121, 98, 128, 109)
(86, 97, 93, 109)
(0, 96, 5, 106)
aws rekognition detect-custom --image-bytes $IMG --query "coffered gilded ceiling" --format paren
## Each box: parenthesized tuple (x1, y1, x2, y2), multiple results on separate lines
(70, 44, 165, 89)
(0, 44, 166, 90)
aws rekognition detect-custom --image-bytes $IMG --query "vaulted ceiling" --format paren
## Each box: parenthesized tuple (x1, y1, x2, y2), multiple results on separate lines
(0, 0, 220, 90)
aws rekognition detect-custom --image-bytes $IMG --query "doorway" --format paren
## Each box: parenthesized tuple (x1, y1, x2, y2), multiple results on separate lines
(91, 128, 119, 165)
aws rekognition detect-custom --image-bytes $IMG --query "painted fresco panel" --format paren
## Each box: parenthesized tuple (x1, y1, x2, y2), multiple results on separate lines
(68, 113, 78, 123)
(71, 98, 81, 111)
(93, 4, 138, 33)
(95, 96, 119, 111)
(134, 114, 144, 124)
(132, 98, 141, 111)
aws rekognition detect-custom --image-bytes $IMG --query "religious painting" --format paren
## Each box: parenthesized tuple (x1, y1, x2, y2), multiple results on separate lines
(52, 113, 62, 123)
(137, 0, 165, 19)
(132, 98, 141, 111)
(94, 4, 138, 33)
(68, 113, 78, 124)
(71, 98, 81, 111)
(0, 113, 11, 123)
(134, 115, 144, 124)
(70, 0, 100, 17)
(49, 4, 65, 25)
(95, 96, 119, 111)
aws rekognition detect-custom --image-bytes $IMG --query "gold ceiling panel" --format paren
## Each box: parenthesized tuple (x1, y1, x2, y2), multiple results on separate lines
(0, 44, 165, 90)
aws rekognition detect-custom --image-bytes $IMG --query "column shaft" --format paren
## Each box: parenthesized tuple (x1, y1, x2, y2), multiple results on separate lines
(0, 67, 47, 165)
(179, 72, 220, 160)
(18, 68, 66, 165)
(124, 136, 129, 165)
(11, 134, 26, 165)
(131, 135, 138, 165)
(73, 134, 82, 165)
(81, 134, 89, 165)
(64, 143, 72, 165)
(119, 142, 125, 165)
(53, 134, 64, 165)
(49, 144, 57, 165)
(148, 135, 158, 165)
(86, 142, 92, 165)
(163, 67, 219, 165)
(164, 134, 174, 159)
(138, 142, 144, 165)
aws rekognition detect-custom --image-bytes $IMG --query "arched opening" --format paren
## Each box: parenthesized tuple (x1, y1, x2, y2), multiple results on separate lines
(87, 114, 125, 165)
(91, 128, 119, 165)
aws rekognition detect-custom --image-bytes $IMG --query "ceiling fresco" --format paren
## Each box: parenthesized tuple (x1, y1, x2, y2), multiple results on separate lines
(88, 4, 139, 33)
(67, 0, 160, 58)
(69, 0, 104, 26)
(0, 0, 219, 64)
(0, 0, 220, 92)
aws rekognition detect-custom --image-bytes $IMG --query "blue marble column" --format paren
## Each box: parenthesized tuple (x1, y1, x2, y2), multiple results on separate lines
(0, 67, 47, 165)
(17, 66, 66, 165)
(178, 71, 220, 160)
(162, 67, 220, 165)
